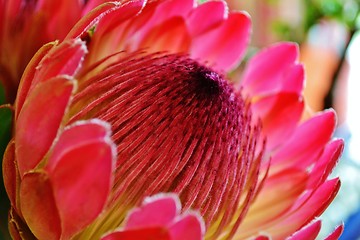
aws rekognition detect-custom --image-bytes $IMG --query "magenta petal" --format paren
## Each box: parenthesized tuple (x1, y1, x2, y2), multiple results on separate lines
(125, 194, 180, 229)
(20, 171, 61, 240)
(102, 193, 204, 240)
(66, 2, 120, 40)
(46, 119, 112, 171)
(85, 0, 146, 62)
(272, 109, 336, 169)
(187, 1, 227, 36)
(287, 220, 321, 240)
(139, 17, 191, 53)
(254, 236, 271, 240)
(169, 213, 205, 240)
(307, 139, 344, 188)
(241, 43, 300, 96)
(46, 130, 116, 239)
(15, 42, 56, 118)
(32, 39, 87, 87)
(143, 0, 194, 28)
(324, 224, 343, 240)
(16, 76, 76, 176)
(82, 0, 117, 15)
(288, 178, 340, 226)
(251, 93, 304, 150)
(101, 227, 171, 240)
(282, 64, 304, 94)
(36, 0, 83, 39)
(191, 11, 251, 71)
(259, 179, 340, 239)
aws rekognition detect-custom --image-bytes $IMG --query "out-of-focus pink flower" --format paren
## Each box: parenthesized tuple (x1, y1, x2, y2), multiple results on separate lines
(2, 0, 343, 239)
(0, 0, 109, 102)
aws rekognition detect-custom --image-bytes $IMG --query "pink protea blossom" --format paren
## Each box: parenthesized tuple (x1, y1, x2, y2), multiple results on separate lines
(2, 0, 343, 239)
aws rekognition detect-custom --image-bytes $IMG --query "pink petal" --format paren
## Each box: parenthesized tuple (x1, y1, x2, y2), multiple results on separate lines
(101, 193, 205, 240)
(238, 169, 308, 230)
(307, 139, 344, 188)
(20, 171, 61, 240)
(46, 119, 112, 171)
(66, 2, 120, 40)
(283, 64, 305, 94)
(32, 39, 87, 87)
(15, 42, 56, 118)
(191, 11, 251, 71)
(254, 236, 271, 240)
(138, 17, 191, 53)
(324, 224, 343, 240)
(92, 0, 146, 36)
(125, 194, 181, 229)
(36, 0, 83, 39)
(46, 129, 116, 239)
(187, 1, 227, 36)
(251, 93, 304, 150)
(271, 109, 336, 170)
(241, 43, 301, 96)
(16, 76, 75, 176)
(169, 213, 204, 240)
(141, 0, 194, 29)
(101, 227, 171, 240)
(82, 0, 116, 15)
(85, 0, 146, 63)
(273, 179, 340, 238)
(291, 178, 340, 220)
(287, 220, 321, 240)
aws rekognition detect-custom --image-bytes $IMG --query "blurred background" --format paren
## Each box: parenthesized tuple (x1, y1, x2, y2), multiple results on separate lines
(230, 0, 360, 239)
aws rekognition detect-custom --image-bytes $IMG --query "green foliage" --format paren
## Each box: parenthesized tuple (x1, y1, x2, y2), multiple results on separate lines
(272, 0, 360, 42)
(0, 107, 11, 155)
(305, 0, 360, 30)
(0, 83, 5, 105)
(0, 106, 12, 240)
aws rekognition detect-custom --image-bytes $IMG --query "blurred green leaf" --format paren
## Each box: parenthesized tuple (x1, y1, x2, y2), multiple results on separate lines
(0, 83, 5, 105)
(0, 107, 12, 155)
(0, 106, 12, 240)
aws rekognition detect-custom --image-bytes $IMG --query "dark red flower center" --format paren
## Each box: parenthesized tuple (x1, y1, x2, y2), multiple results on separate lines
(69, 52, 262, 235)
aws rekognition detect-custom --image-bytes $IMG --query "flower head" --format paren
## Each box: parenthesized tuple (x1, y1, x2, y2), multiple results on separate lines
(2, 0, 343, 239)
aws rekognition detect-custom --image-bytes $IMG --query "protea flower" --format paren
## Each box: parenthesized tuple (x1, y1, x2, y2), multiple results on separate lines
(0, 0, 110, 103)
(2, 0, 344, 239)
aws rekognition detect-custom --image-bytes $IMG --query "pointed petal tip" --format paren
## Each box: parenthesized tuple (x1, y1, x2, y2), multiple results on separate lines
(169, 211, 205, 240)
(143, 193, 182, 210)
(286, 220, 322, 240)
(65, 118, 113, 138)
(324, 223, 343, 240)
(260, 42, 300, 60)
(178, 210, 206, 236)
(104, 193, 205, 240)
(125, 193, 182, 229)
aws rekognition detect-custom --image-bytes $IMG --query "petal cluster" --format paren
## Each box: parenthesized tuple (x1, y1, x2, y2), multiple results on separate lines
(0, 0, 109, 102)
(1, 0, 344, 239)
(102, 194, 204, 240)
(237, 43, 343, 239)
